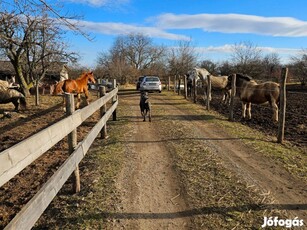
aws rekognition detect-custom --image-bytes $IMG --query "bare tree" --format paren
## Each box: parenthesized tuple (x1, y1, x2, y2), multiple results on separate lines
(261, 53, 281, 80)
(199, 60, 219, 75)
(290, 48, 307, 85)
(124, 33, 165, 70)
(0, 0, 84, 96)
(24, 11, 78, 105)
(96, 41, 133, 84)
(231, 41, 263, 76)
(219, 60, 235, 76)
(167, 40, 198, 77)
(96, 33, 166, 84)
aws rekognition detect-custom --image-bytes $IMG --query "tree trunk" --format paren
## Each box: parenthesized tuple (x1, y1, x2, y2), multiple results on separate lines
(13, 62, 31, 96)
(35, 82, 40, 106)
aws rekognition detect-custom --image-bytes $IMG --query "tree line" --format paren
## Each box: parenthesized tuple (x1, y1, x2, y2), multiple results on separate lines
(1, 0, 306, 101)
(97, 38, 306, 85)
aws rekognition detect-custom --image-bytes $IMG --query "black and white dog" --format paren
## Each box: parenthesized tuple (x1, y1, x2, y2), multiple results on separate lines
(139, 91, 151, 122)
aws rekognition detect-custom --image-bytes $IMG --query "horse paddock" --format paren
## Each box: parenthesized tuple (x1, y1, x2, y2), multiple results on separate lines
(206, 83, 306, 150)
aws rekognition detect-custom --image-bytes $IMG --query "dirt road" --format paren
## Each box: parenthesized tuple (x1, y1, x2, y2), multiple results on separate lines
(114, 93, 190, 229)
(112, 90, 306, 229)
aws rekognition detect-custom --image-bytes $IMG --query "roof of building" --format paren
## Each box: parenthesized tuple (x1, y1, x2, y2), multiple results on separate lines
(0, 60, 68, 76)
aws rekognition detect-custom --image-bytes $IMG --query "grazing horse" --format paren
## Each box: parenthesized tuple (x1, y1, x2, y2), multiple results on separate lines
(189, 68, 231, 104)
(227, 73, 280, 122)
(62, 71, 96, 109)
(0, 81, 26, 111)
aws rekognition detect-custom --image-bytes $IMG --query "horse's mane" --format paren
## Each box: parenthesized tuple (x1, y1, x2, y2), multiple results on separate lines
(236, 73, 253, 81)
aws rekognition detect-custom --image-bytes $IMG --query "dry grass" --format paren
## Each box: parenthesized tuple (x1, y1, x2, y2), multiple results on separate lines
(31, 89, 305, 229)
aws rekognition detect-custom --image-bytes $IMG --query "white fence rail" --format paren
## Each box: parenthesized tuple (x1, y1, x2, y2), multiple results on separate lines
(1, 86, 118, 230)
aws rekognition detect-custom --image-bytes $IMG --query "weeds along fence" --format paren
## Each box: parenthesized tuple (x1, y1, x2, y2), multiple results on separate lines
(0, 83, 118, 230)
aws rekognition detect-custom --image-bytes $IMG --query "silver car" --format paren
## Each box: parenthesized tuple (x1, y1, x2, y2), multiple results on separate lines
(139, 76, 162, 93)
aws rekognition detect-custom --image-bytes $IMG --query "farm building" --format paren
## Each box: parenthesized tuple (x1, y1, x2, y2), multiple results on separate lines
(0, 60, 68, 84)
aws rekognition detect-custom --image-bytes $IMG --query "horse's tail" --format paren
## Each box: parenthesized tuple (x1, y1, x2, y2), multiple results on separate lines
(53, 80, 66, 95)
(277, 88, 281, 107)
(62, 80, 67, 93)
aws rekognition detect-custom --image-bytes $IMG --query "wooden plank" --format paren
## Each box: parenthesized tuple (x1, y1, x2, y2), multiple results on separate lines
(206, 75, 211, 110)
(4, 101, 118, 230)
(0, 88, 118, 187)
(228, 74, 236, 121)
(278, 68, 288, 143)
(99, 86, 108, 139)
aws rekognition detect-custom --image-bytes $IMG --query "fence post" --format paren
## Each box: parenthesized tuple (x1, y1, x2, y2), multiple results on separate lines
(167, 76, 170, 91)
(99, 86, 108, 139)
(228, 74, 236, 121)
(112, 79, 117, 121)
(65, 93, 80, 193)
(206, 75, 211, 110)
(173, 75, 177, 93)
(184, 75, 187, 99)
(277, 68, 288, 143)
(193, 78, 197, 103)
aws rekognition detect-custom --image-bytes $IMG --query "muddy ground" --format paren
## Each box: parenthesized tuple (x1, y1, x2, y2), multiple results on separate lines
(208, 84, 307, 150)
(0, 86, 306, 229)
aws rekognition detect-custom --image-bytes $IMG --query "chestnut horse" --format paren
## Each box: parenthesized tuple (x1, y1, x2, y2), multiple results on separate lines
(227, 73, 280, 122)
(62, 71, 96, 109)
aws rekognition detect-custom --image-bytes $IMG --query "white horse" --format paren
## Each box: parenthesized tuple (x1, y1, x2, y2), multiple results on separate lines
(189, 68, 231, 104)
(60, 64, 69, 81)
(53, 65, 70, 95)
(0, 77, 18, 88)
(0, 80, 26, 111)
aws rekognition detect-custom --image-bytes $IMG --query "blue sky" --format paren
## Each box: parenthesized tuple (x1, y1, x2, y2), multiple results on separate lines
(57, 0, 307, 67)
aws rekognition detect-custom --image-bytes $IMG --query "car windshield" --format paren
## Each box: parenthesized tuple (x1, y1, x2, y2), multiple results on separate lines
(145, 77, 159, 82)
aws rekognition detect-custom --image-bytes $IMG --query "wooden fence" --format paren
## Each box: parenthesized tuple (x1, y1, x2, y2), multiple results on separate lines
(0, 84, 118, 230)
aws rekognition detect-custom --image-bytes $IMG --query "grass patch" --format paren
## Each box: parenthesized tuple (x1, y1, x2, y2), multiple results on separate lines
(34, 102, 132, 229)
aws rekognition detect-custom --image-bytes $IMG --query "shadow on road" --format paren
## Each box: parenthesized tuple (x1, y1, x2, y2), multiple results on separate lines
(65, 203, 307, 220)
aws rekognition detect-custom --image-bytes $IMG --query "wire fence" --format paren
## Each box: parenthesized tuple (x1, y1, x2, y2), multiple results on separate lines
(172, 73, 306, 147)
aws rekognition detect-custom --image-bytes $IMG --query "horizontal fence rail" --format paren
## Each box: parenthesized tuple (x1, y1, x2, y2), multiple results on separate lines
(0, 87, 118, 188)
(4, 100, 118, 230)
(2, 85, 118, 230)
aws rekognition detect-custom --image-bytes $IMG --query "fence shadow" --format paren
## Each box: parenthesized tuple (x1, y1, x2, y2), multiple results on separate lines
(58, 203, 307, 222)
(0, 103, 64, 135)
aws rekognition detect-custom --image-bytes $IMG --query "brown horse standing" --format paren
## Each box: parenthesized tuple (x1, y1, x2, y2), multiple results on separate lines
(62, 71, 96, 109)
(228, 73, 280, 122)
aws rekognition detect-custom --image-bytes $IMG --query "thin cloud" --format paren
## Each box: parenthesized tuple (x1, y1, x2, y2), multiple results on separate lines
(68, 19, 191, 40)
(156, 13, 307, 37)
(193, 45, 301, 64)
(67, 0, 129, 7)
(197, 45, 300, 54)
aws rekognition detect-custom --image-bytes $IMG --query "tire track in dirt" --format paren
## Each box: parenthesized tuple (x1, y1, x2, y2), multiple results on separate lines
(114, 92, 190, 230)
(155, 93, 307, 220)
